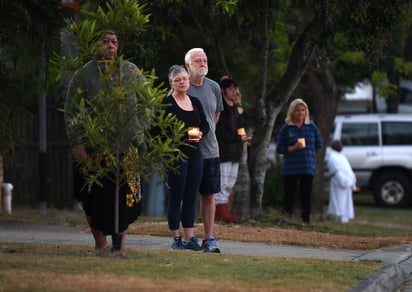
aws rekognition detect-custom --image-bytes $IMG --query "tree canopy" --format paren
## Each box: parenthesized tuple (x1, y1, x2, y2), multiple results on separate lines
(2, 0, 412, 214)
(0, 0, 71, 153)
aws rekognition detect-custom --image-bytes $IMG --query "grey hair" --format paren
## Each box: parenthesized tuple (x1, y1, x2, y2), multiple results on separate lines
(184, 48, 204, 65)
(285, 98, 310, 124)
(168, 65, 188, 83)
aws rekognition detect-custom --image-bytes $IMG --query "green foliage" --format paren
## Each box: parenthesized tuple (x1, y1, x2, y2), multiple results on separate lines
(371, 71, 398, 99)
(395, 57, 412, 75)
(0, 0, 71, 152)
(65, 66, 187, 190)
(82, 0, 150, 41)
(337, 51, 365, 65)
(67, 19, 100, 62)
(309, 0, 412, 89)
(61, 0, 187, 193)
(269, 20, 291, 79)
(49, 0, 152, 86)
(75, 0, 156, 70)
(315, 0, 408, 65)
(215, 0, 239, 16)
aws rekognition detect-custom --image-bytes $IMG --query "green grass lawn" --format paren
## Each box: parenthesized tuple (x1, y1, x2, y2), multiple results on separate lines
(0, 194, 410, 291)
(0, 242, 381, 291)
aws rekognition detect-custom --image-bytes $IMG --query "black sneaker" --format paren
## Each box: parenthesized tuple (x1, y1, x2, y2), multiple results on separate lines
(183, 236, 203, 251)
(201, 236, 221, 253)
(171, 236, 185, 250)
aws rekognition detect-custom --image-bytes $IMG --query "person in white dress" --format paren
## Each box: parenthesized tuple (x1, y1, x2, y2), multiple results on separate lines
(327, 140, 357, 223)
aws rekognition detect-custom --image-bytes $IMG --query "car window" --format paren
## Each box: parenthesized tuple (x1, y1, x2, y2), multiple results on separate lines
(341, 122, 379, 146)
(382, 122, 412, 145)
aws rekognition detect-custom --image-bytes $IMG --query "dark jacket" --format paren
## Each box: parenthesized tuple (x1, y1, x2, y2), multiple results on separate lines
(216, 99, 248, 162)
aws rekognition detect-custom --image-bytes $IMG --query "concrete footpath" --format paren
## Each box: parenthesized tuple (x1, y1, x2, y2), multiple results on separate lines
(1, 220, 412, 291)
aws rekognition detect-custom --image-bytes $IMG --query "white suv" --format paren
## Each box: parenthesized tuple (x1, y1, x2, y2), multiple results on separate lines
(329, 114, 412, 207)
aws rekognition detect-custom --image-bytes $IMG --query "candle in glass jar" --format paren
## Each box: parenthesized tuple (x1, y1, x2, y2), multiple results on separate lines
(237, 128, 246, 136)
(188, 126, 200, 141)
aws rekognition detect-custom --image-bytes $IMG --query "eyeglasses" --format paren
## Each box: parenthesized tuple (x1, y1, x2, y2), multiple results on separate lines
(172, 77, 189, 83)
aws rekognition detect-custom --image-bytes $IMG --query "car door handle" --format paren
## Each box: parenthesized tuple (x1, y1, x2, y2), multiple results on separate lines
(366, 151, 378, 157)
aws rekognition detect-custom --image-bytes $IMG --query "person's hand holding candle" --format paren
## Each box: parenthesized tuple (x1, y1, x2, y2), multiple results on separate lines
(188, 126, 201, 142)
(237, 127, 250, 141)
(237, 128, 246, 136)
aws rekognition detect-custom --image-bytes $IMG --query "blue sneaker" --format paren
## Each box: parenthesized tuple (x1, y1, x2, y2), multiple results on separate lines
(183, 236, 203, 252)
(201, 236, 221, 253)
(171, 236, 185, 250)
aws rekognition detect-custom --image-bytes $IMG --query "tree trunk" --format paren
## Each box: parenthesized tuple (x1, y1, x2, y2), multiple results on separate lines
(232, 143, 251, 216)
(300, 48, 340, 220)
(249, 21, 317, 215)
(230, 0, 271, 216)
(386, 63, 401, 113)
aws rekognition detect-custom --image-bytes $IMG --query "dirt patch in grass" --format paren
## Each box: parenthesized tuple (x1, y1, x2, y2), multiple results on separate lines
(2, 207, 411, 251)
(129, 221, 412, 250)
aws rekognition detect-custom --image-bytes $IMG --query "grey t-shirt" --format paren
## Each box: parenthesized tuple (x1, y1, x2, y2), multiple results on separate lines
(187, 77, 223, 159)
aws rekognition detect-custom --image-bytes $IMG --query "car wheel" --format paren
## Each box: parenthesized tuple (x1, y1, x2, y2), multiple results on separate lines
(372, 173, 412, 208)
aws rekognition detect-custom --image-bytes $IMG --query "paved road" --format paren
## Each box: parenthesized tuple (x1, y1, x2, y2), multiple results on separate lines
(1, 220, 411, 291)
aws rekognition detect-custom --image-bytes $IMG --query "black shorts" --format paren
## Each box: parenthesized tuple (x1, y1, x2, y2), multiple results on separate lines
(199, 157, 221, 195)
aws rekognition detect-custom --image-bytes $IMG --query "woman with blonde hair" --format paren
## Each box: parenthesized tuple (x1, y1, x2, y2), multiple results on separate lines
(276, 98, 322, 224)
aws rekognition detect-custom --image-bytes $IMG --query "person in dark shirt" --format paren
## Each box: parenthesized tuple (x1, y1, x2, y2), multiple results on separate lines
(215, 77, 249, 222)
(162, 65, 210, 251)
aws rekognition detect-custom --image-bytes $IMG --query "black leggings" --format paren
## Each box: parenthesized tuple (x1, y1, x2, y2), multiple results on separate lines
(167, 158, 203, 230)
(282, 174, 314, 223)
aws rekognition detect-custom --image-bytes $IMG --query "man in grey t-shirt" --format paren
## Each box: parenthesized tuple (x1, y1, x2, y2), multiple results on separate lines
(185, 48, 223, 252)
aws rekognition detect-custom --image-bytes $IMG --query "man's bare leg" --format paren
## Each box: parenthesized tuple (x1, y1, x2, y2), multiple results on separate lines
(201, 194, 215, 238)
